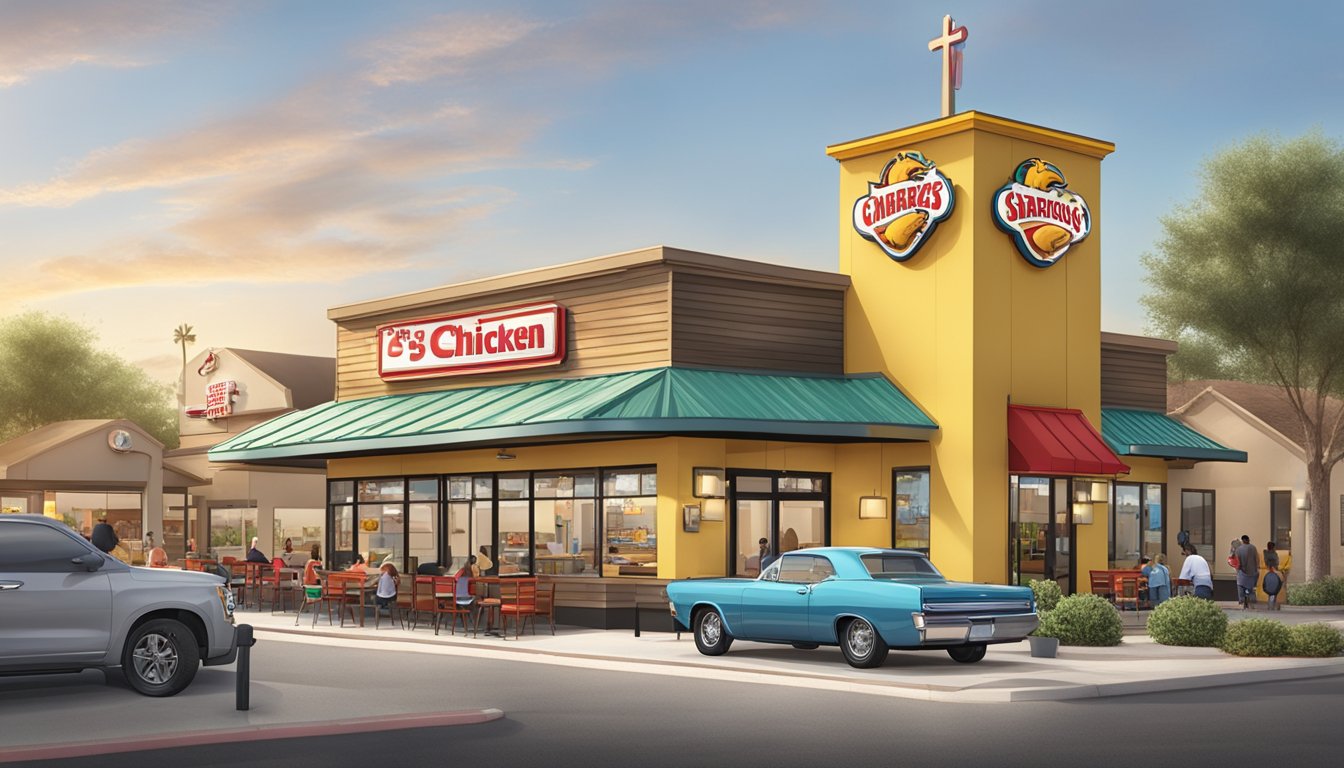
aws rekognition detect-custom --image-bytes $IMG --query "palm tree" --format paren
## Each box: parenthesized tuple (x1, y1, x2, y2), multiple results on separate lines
(172, 323, 195, 383)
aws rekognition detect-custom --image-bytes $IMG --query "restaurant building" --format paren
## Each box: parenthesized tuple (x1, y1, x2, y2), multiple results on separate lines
(210, 111, 1246, 626)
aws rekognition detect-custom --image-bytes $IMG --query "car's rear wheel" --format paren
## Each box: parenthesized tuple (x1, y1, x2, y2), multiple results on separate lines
(791, 642, 820, 650)
(694, 608, 733, 656)
(947, 643, 987, 664)
(839, 617, 888, 668)
(122, 618, 200, 697)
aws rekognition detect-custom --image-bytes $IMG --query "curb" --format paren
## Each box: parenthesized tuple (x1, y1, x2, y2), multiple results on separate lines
(250, 622, 1344, 704)
(0, 708, 504, 764)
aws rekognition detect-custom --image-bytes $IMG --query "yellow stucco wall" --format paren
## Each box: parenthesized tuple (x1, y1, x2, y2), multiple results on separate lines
(831, 112, 1116, 584)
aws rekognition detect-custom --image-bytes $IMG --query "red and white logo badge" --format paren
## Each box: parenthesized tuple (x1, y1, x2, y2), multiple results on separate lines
(852, 151, 955, 262)
(992, 158, 1091, 268)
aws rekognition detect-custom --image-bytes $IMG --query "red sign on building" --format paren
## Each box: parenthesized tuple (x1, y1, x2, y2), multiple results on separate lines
(377, 303, 567, 381)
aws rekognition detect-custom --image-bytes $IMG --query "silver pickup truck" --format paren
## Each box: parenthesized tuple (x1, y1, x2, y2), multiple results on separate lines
(0, 515, 237, 696)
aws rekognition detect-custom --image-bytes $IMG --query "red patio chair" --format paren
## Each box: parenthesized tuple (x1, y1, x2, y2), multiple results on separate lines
(499, 577, 538, 639)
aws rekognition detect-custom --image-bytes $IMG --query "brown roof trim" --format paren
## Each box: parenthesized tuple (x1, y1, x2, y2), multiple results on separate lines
(327, 245, 849, 323)
(1101, 331, 1178, 355)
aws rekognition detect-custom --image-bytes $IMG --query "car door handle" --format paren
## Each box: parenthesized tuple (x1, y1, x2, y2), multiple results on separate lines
(0, 581, 22, 591)
(796, 588, 809, 595)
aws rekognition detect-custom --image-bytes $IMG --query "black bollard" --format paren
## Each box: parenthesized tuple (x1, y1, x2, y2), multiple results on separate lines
(633, 602, 640, 637)
(235, 624, 256, 711)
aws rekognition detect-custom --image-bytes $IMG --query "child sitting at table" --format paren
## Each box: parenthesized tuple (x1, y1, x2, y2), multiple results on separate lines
(376, 562, 400, 612)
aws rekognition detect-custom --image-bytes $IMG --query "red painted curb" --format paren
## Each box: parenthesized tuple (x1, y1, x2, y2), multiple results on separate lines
(0, 708, 504, 764)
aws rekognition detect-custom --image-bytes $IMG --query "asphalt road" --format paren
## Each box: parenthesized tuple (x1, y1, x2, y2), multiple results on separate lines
(3, 636, 1342, 768)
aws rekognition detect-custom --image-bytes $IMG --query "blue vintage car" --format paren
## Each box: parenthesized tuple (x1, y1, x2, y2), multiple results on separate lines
(666, 547, 1037, 668)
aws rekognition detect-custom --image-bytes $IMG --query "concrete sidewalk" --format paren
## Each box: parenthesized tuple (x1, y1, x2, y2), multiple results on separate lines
(243, 603, 1344, 703)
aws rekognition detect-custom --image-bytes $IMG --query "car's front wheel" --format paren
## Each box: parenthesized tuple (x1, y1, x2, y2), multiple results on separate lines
(122, 618, 200, 697)
(839, 617, 888, 668)
(947, 643, 987, 664)
(694, 608, 733, 656)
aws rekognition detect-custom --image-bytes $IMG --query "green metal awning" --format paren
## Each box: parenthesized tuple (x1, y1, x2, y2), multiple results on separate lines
(1101, 408, 1247, 463)
(208, 367, 937, 463)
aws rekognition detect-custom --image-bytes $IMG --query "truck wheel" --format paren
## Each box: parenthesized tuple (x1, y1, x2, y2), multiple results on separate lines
(839, 617, 888, 668)
(947, 643, 987, 664)
(694, 608, 733, 656)
(122, 618, 200, 697)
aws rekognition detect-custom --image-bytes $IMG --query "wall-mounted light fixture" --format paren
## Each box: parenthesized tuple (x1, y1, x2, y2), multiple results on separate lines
(1296, 496, 1310, 511)
(1072, 502, 1093, 525)
(693, 467, 725, 498)
(701, 497, 726, 522)
(859, 496, 888, 520)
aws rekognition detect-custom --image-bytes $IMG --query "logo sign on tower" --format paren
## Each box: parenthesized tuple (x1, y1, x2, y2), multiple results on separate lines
(378, 302, 566, 381)
(852, 151, 955, 262)
(992, 158, 1091, 268)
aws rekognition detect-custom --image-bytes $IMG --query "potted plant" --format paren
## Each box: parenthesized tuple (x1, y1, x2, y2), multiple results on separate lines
(1027, 579, 1063, 658)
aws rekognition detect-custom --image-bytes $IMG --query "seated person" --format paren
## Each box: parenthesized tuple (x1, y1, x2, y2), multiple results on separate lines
(146, 545, 170, 568)
(605, 545, 633, 565)
(303, 545, 323, 586)
(375, 562, 400, 611)
(245, 537, 270, 564)
(452, 559, 477, 608)
(475, 546, 494, 573)
(346, 553, 368, 573)
(282, 537, 294, 556)
(416, 561, 442, 576)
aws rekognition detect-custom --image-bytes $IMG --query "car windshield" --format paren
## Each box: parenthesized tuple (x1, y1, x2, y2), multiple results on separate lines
(860, 553, 943, 579)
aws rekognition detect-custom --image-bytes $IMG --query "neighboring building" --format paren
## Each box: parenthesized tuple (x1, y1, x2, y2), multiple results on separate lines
(0, 419, 205, 565)
(210, 112, 1247, 626)
(1165, 379, 1344, 582)
(165, 348, 334, 563)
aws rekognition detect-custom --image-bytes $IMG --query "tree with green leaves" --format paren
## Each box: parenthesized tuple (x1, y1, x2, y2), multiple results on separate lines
(1142, 131, 1344, 582)
(0, 312, 178, 448)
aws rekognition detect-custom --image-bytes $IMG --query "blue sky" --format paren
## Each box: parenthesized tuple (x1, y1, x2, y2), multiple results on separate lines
(2, 0, 1342, 384)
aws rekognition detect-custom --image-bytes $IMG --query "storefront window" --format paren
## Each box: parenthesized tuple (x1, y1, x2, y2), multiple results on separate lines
(359, 503, 403, 568)
(735, 499, 771, 577)
(273, 507, 323, 561)
(893, 469, 930, 553)
(330, 481, 355, 504)
(1181, 489, 1215, 562)
(358, 479, 403, 502)
(210, 506, 257, 563)
(498, 497, 530, 574)
(1270, 491, 1291, 551)
(535, 472, 596, 575)
(1112, 484, 1141, 567)
(603, 468, 657, 577)
(331, 505, 353, 568)
(2, 496, 30, 514)
(1142, 483, 1164, 560)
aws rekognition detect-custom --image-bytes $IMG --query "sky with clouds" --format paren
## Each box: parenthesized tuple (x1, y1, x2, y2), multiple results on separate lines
(2, 0, 1342, 387)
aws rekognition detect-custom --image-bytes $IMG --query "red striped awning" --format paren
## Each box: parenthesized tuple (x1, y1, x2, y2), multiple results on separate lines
(1008, 405, 1129, 476)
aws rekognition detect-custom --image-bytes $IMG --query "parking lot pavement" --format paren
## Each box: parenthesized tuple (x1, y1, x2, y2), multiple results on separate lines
(232, 603, 1344, 703)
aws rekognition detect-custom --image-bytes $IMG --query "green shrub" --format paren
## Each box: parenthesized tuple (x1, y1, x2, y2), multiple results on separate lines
(1221, 618, 1292, 656)
(1287, 576, 1344, 606)
(1034, 593, 1123, 646)
(1288, 623, 1344, 657)
(1146, 596, 1228, 647)
(1028, 579, 1062, 613)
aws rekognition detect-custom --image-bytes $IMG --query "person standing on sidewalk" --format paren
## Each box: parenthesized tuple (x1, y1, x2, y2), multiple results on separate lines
(1235, 535, 1260, 609)
(1179, 543, 1214, 599)
(91, 516, 119, 554)
(1147, 553, 1171, 607)
(1262, 541, 1283, 610)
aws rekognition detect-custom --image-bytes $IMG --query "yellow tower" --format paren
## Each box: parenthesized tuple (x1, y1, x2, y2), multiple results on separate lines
(829, 112, 1115, 583)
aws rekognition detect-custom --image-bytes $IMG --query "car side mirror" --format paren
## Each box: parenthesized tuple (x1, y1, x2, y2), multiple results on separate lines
(71, 553, 104, 572)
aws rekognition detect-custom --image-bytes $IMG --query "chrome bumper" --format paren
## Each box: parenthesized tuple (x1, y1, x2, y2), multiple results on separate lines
(912, 611, 1039, 644)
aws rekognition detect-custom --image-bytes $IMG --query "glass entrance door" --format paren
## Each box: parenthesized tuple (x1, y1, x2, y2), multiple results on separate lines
(1009, 476, 1075, 594)
(729, 471, 829, 577)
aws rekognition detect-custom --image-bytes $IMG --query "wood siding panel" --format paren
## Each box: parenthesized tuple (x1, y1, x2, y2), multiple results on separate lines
(336, 267, 672, 401)
(1101, 346, 1169, 411)
(670, 271, 845, 374)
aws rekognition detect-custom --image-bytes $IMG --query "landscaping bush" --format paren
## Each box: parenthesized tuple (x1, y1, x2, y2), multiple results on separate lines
(1221, 618, 1292, 657)
(1034, 593, 1122, 646)
(1286, 576, 1344, 606)
(1146, 596, 1228, 647)
(1288, 623, 1344, 657)
(1028, 579, 1062, 613)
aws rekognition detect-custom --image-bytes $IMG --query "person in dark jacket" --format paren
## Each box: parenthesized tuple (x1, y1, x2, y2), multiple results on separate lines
(91, 517, 119, 554)
(245, 536, 270, 564)
(1235, 535, 1260, 609)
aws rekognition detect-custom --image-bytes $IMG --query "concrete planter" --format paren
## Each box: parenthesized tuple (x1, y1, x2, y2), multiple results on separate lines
(1029, 635, 1059, 658)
